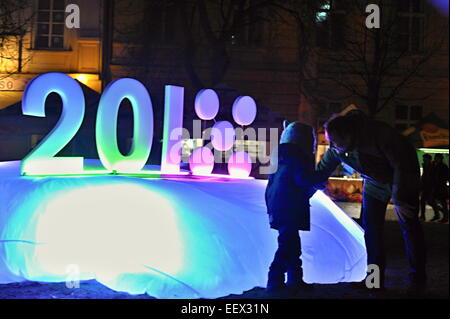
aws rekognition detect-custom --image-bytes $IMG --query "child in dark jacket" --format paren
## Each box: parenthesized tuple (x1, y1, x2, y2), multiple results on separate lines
(265, 121, 319, 294)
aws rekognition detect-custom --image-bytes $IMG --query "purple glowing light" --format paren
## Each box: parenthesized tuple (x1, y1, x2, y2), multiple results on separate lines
(228, 151, 252, 178)
(189, 147, 215, 175)
(428, 0, 448, 15)
(232, 96, 257, 126)
(210, 121, 235, 151)
(194, 89, 220, 120)
(161, 85, 185, 174)
(188, 172, 254, 180)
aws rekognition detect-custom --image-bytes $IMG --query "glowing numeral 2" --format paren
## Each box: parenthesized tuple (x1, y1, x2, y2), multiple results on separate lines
(21, 73, 85, 175)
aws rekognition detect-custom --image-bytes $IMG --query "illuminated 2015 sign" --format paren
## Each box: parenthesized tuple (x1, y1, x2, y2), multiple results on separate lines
(20, 73, 257, 177)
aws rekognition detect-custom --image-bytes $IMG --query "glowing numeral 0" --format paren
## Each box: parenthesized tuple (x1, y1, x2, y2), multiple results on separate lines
(21, 73, 85, 175)
(96, 78, 154, 173)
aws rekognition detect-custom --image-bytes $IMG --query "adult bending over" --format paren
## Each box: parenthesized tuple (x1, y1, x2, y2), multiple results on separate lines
(316, 106, 427, 295)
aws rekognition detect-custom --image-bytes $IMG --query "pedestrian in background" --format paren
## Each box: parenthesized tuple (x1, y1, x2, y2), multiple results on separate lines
(431, 154, 449, 223)
(419, 154, 438, 221)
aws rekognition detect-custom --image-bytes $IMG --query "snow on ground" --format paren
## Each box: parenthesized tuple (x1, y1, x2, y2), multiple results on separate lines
(2, 216, 447, 299)
(0, 160, 366, 298)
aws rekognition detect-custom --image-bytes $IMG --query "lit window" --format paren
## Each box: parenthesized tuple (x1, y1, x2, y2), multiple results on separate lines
(316, 0, 346, 49)
(315, 2, 331, 22)
(35, 0, 65, 49)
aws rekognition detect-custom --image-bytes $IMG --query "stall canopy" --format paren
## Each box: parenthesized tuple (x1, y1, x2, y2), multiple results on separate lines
(403, 112, 449, 149)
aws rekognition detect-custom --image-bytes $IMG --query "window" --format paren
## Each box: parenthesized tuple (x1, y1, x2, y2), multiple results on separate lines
(35, 0, 65, 49)
(316, 0, 346, 49)
(397, 0, 425, 52)
(395, 104, 422, 131)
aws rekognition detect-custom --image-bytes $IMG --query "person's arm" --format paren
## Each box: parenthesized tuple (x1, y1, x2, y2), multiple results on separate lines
(292, 148, 341, 189)
(313, 148, 341, 187)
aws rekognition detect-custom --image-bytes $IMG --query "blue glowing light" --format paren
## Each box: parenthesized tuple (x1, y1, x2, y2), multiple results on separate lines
(428, 0, 448, 15)
(0, 160, 366, 298)
(21, 73, 86, 175)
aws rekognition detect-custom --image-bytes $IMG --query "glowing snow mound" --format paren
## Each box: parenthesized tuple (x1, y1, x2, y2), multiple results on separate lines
(0, 160, 366, 298)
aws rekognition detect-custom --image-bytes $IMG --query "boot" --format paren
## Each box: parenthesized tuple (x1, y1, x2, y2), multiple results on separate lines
(265, 270, 286, 294)
(286, 268, 314, 295)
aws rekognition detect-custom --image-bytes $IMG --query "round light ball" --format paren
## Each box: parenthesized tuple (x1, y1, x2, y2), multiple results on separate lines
(194, 89, 219, 120)
(232, 96, 257, 126)
(210, 121, 235, 151)
(228, 151, 252, 178)
(189, 147, 215, 175)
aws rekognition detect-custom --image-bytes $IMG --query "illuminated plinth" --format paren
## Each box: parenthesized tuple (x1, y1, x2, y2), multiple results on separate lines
(0, 160, 366, 298)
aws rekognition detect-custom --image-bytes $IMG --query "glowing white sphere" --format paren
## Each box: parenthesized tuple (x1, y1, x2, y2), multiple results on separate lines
(189, 147, 215, 175)
(228, 151, 252, 178)
(210, 121, 235, 151)
(232, 96, 257, 126)
(194, 89, 219, 120)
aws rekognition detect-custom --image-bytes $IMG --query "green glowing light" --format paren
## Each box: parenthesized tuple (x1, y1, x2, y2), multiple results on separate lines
(96, 78, 154, 173)
(418, 148, 449, 154)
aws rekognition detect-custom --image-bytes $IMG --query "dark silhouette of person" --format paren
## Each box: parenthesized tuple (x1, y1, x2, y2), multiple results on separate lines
(420, 153, 438, 221)
(265, 121, 318, 295)
(431, 153, 449, 223)
(315, 107, 427, 296)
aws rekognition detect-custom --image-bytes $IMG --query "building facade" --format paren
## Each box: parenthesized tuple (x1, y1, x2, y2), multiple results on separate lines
(0, 0, 448, 163)
(0, 0, 102, 110)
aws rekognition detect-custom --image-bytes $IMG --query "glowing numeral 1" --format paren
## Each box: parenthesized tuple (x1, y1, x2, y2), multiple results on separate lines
(96, 78, 154, 173)
(161, 85, 184, 174)
(21, 73, 85, 175)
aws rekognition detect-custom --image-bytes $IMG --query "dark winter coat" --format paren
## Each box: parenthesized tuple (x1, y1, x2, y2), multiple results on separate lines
(316, 112, 421, 206)
(265, 143, 317, 231)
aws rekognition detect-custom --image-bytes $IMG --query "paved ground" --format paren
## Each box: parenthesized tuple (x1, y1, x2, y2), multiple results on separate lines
(335, 201, 447, 222)
(0, 203, 448, 299)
